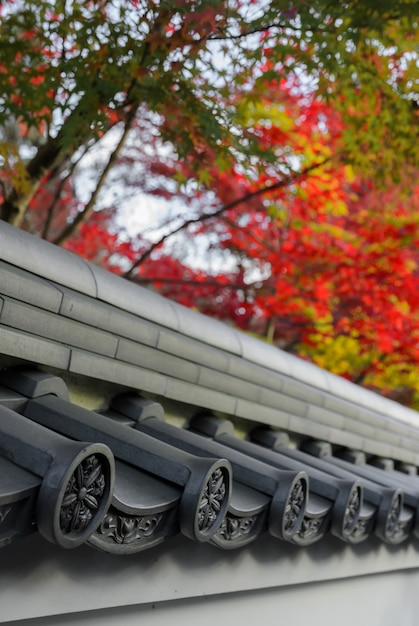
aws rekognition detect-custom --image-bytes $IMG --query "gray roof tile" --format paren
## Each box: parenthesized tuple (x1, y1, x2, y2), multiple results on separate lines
(0, 296, 118, 357)
(0, 326, 70, 369)
(0, 222, 97, 296)
(3, 225, 419, 555)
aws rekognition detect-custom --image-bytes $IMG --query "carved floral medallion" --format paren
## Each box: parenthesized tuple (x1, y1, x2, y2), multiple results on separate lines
(197, 468, 227, 533)
(284, 478, 306, 533)
(60, 455, 106, 535)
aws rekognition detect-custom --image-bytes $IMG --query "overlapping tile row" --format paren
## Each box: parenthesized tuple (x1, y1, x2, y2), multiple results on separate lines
(1, 224, 419, 465)
(1, 223, 419, 554)
(0, 368, 418, 552)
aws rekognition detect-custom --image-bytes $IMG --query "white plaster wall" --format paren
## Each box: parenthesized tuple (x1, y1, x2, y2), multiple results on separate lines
(5, 569, 419, 626)
(2, 531, 419, 624)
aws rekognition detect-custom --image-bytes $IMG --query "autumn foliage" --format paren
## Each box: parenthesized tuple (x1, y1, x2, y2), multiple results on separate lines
(1, 1, 419, 405)
(119, 79, 419, 406)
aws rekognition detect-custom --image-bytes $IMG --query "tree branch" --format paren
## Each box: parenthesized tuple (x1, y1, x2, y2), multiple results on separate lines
(52, 105, 138, 246)
(131, 276, 249, 289)
(124, 157, 331, 278)
(41, 155, 82, 240)
(0, 95, 106, 227)
(0, 136, 65, 226)
(208, 20, 288, 41)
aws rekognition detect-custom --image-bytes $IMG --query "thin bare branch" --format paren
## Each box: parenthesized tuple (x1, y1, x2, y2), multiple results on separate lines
(53, 105, 138, 246)
(41, 156, 82, 240)
(124, 157, 331, 278)
(131, 276, 249, 289)
(208, 21, 288, 41)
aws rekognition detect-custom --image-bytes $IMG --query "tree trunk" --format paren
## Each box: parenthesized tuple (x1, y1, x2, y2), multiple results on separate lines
(0, 136, 63, 226)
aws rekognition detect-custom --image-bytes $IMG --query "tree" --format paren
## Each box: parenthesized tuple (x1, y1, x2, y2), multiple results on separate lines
(113, 77, 419, 408)
(1, 1, 419, 405)
(0, 0, 418, 235)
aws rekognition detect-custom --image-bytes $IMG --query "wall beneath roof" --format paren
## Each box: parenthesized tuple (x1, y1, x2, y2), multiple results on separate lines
(6, 571, 419, 626)
(3, 531, 419, 625)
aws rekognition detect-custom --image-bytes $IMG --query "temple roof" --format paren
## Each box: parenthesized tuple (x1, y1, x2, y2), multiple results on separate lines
(1, 221, 419, 554)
